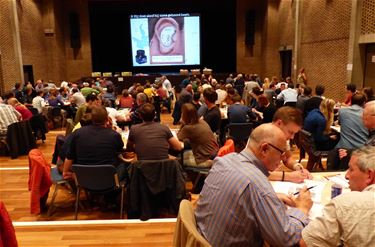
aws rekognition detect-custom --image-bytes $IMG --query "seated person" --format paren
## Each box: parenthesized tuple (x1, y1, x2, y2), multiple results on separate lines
(119, 89, 134, 108)
(227, 93, 256, 123)
(126, 103, 183, 160)
(47, 88, 65, 107)
(252, 94, 276, 123)
(268, 106, 312, 183)
(304, 98, 339, 151)
(103, 99, 125, 130)
(172, 84, 193, 125)
(63, 105, 126, 181)
(200, 87, 221, 133)
(177, 103, 219, 167)
(328, 93, 368, 170)
(301, 146, 375, 247)
(32, 90, 46, 114)
(56, 112, 93, 172)
(125, 92, 148, 125)
(7, 97, 33, 121)
(0, 102, 20, 137)
(74, 93, 101, 124)
(195, 124, 312, 246)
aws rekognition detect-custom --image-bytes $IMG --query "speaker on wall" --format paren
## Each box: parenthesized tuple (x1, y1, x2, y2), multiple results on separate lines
(69, 12, 81, 48)
(245, 10, 256, 46)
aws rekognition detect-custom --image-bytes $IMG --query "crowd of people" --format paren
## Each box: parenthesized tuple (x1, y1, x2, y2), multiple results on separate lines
(0, 72, 374, 246)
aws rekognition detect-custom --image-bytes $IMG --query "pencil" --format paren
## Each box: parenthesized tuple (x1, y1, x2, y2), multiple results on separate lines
(293, 185, 317, 195)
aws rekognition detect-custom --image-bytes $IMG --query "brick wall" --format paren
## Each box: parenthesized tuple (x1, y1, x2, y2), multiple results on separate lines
(0, 0, 91, 93)
(0, 0, 22, 93)
(299, 0, 351, 100)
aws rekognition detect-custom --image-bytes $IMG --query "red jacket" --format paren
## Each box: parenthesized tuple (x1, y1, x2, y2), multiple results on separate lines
(0, 201, 18, 247)
(28, 149, 52, 214)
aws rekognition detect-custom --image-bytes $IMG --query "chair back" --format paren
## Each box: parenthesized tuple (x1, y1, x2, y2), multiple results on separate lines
(299, 129, 317, 155)
(7, 120, 36, 158)
(28, 149, 52, 214)
(173, 200, 211, 247)
(217, 139, 235, 157)
(72, 164, 119, 192)
(51, 106, 62, 116)
(227, 122, 253, 142)
(27, 106, 39, 116)
(128, 159, 186, 220)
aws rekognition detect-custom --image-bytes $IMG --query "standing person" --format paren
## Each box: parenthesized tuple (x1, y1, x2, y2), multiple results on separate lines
(177, 103, 219, 167)
(297, 67, 307, 85)
(301, 146, 375, 247)
(195, 124, 312, 246)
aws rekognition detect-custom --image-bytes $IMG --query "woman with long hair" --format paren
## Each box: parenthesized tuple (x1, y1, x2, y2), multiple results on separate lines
(177, 103, 219, 167)
(304, 98, 339, 151)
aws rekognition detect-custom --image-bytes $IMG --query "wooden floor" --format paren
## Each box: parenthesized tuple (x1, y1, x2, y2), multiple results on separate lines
(0, 113, 179, 246)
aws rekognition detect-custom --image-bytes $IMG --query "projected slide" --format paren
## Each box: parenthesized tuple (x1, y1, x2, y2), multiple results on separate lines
(130, 13, 200, 67)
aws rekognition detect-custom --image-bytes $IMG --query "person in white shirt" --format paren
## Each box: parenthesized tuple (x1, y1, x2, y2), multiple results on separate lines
(301, 145, 375, 247)
(277, 83, 298, 106)
(32, 90, 46, 114)
(215, 82, 227, 106)
(70, 88, 86, 107)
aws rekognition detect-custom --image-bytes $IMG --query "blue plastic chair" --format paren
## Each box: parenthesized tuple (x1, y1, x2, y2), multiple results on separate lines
(72, 164, 126, 220)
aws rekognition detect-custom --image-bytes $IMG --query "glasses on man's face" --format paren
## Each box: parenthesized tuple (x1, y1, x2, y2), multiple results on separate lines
(267, 143, 286, 156)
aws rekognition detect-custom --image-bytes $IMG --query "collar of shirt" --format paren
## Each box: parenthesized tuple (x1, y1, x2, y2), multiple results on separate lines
(364, 184, 375, 192)
(239, 148, 270, 177)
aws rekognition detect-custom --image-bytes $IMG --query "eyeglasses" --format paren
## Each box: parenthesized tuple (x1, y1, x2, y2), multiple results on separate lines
(267, 143, 286, 156)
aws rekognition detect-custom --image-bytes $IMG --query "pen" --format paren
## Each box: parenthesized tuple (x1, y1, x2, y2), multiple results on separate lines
(293, 185, 317, 195)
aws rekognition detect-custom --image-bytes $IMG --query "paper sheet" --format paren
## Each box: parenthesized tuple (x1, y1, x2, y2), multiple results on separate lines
(271, 180, 327, 219)
(326, 174, 349, 189)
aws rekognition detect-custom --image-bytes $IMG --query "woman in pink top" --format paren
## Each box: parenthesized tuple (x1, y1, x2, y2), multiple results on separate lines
(119, 89, 134, 108)
(8, 97, 33, 120)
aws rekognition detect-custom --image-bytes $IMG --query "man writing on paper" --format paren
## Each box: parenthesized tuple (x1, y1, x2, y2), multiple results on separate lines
(196, 124, 313, 246)
(301, 145, 375, 247)
(269, 106, 312, 183)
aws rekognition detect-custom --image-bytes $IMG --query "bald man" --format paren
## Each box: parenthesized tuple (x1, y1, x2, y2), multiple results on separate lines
(195, 124, 313, 246)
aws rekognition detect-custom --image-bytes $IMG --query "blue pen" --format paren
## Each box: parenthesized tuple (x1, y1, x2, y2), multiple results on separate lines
(293, 185, 317, 195)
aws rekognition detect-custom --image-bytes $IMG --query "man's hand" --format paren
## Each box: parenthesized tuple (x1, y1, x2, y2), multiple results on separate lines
(285, 170, 309, 183)
(338, 149, 348, 159)
(292, 186, 313, 215)
(277, 193, 296, 207)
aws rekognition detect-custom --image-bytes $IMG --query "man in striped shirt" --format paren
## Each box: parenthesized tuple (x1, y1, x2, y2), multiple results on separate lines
(0, 103, 20, 136)
(196, 123, 312, 246)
